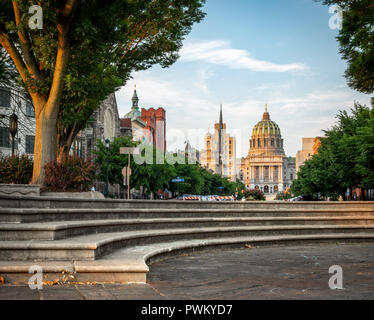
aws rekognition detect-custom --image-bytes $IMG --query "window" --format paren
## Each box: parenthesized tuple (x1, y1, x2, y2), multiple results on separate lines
(264, 138, 267, 147)
(26, 101, 35, 117)
(0, 88, 11, 108)
(271, 139, 274, 147)
(290, 174, 294, 180)
(26, 135, 35, 154)
(0, 127, 10, 148)
(257, 138, 261, 148)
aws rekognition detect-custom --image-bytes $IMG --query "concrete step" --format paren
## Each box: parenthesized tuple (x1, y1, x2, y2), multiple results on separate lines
(2, 233, 374, 284)
(2, 225, 374, 261)
(2, 195, 374, 210)
(2, 216, 374, 241)
(2, 207, 374, 223)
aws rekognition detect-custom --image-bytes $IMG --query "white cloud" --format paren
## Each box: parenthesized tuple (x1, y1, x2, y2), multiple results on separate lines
(180, 40, 309, 73)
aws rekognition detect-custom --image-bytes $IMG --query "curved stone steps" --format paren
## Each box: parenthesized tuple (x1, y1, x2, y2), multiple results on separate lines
(2, 216, 374, 241)
(2, 233, 374, 284)
(2, 224, 374, 261)
(2, 207, 374, 223)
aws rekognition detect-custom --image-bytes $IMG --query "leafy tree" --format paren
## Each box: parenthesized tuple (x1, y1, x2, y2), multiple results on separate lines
(319, 0, 374, 93)
(0, 0, 206, 185)
(95, 138, 176, 198)
(95, 136, 138, 186)
(131, 145, 176, 199)
(291, 102, 374, 198)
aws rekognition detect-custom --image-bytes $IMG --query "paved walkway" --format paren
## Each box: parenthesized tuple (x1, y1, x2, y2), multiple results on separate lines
(1, 243, 374, 300)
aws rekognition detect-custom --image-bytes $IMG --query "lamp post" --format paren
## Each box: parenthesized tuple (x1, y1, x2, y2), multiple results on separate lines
(9, 113, 18, 158)
(105, 139, 110, 198)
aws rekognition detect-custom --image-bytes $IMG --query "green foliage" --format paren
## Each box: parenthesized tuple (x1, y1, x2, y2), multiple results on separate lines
(95, 138, 176, 196)
(291, 102, 374, 197)
(43, 156, 96, 192)
(94, 141, 246, 198)
(243, 189, 266, 201)
(0, 154, 33, 184)
(95, 136, 138, 185)
(319, 0, 374, 93)
(275, 190, 292, 201)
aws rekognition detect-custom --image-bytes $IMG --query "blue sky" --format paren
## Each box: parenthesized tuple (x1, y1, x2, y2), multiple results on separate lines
(116, 0, 372, 158)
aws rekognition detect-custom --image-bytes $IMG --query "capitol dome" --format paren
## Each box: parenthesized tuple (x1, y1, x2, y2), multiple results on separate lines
(250, 105, 284, 155)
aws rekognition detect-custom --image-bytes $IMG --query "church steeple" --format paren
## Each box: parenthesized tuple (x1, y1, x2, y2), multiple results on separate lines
(132, 85, 139, 110)
(124, 85, 141, 120)
(218, 104, 224, 130)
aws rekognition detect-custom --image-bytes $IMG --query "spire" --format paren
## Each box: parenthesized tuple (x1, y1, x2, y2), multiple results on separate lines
(219, 104, 223, 129)
(263, 103, 270, 120)
(132, 85, 139, 110)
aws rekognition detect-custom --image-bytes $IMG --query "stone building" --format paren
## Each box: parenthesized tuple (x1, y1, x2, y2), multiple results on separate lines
(120, 87, 166, 151)
(120, 88, 147, 143)
(72, 93, 121, 160)
(0, 86, 36, 157)
(239, 105, 295, 195)
(296, 137, 322, 172)
(200, 105, 237, 182)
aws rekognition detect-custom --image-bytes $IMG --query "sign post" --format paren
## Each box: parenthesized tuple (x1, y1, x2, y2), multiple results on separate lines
(172, 177, 184, 198)
(120, 147, 139, 200)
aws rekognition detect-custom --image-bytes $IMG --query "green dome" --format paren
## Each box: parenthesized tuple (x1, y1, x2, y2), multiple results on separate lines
(252, 120, 281, 136)
(252, 110, 281, 137)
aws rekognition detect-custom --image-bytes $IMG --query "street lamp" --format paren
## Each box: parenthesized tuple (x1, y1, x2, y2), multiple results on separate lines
(9, 113, 18, 157)
(105, 139, 110, 198)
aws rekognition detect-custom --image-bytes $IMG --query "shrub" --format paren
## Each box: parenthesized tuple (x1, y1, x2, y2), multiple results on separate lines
(275, 191, 293, 201)
(0, 154, 33, 184)
(243, 189, 266, 201)
(43, 156, 96, 192)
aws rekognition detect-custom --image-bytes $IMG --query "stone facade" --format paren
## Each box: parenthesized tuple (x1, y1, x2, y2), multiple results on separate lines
(72, 93, 121, 160)
(0, 86, 36, 157)
(296, 137, 322, 172)
(239, 106, 296, 195)
(200, 105, 237, 182)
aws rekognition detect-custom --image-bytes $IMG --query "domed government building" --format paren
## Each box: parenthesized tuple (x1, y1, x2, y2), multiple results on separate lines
(239, 105, 296, 196)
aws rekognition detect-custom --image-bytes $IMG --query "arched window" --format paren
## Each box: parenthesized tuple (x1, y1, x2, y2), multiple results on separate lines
(264, 186, 269, 194)
(264, 138, 267, 147)
(276, 139, 280, 148)
(274, 186, 279, 193)
(258, 138, 261, 148)
(271, 139, 274, 147)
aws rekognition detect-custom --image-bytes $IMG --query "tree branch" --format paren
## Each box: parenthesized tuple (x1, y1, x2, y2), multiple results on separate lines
(0, 32, 27, 85)
(45, 0, 80, 118)
(12, 0, 42, 82)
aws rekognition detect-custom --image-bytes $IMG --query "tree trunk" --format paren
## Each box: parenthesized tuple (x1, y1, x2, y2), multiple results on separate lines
(32, 111, 58, 185)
